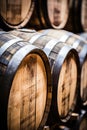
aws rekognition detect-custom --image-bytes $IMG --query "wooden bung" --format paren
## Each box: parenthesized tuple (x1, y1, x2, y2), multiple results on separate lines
(0, 31, 52, 130)
(9, 29, 80, 124)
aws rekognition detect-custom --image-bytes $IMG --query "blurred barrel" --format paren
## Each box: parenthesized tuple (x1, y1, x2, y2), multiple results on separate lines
(65, 0, 87, 33)
(0, 0, 69, 30)
(39, 29, 87, 110)
(81, 0, 87, 32)
(9, 29, 80, 124)
(34, 0, 69, 29)
(73, 110, 87, 130)
(0, 31, 52, 130)
(0, 0, 35, 29)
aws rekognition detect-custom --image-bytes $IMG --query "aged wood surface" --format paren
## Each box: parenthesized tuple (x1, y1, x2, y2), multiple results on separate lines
(7, 54, 47, 130)
(58, 56, 77, 118)
(47, 0, 69, 28)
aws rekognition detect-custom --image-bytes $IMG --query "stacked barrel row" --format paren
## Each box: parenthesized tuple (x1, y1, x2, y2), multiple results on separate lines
(0, 0, 87, 32)
(0, 31, 52, 130)
(0, 0, 87, 130)
(0, 29, 87, 130)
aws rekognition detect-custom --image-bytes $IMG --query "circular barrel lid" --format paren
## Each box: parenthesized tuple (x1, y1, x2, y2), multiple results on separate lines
(47, 0, 69, 29)
(0, 0, 35, 29)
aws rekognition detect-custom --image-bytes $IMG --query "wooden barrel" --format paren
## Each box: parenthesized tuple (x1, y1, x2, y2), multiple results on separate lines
(0, 31, 52, 130)
(9, 29, 80, 124)
(39, 29, 87, 109)
(64, 0, 87, 33)
(0, 0, 35, 29)
(81, 0, 87, 32)
(35, 0, 69, 29)
(73, 110, 87, 130)
(0, 0, 69, 30)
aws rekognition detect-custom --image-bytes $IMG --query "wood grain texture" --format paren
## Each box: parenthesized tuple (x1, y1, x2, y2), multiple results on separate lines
(0, 32, 52, 130)
(8, 54, 47, 130)
(58, 56, 77, 118)
(40, 29, 87, 108)
(64, 0, 87, 32)
(79, 117, 87, 130)
(27, 0, 70, 30)
(1, 0, 69, 29)
(10, 29, 37, 41)
(0, 0, 35, 29)
(39, 29, 87, 59)
(9, 29, 79, 122)
(81, 58, 87, 106)
(81, 0, 87, 32)
(47, 0, 69, 29)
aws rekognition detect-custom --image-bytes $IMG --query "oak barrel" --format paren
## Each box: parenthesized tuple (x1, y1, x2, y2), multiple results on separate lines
(0, 31, 52, 130)
(0, 0, 35, 29)
(35, 0, 69, 29)
(64, 0, 87, 32)
(9, 29, 80, 124)
(39, 29, 87, 109)
(73, 110, 87, 130)
(0, 0, 69, 30)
